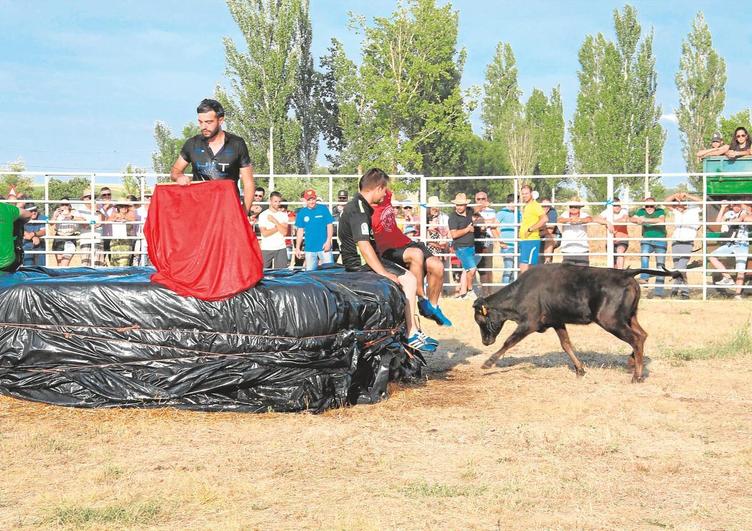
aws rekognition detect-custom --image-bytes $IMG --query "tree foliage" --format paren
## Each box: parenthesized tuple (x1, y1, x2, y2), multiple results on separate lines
(48, 176, 91, 205)
(675, 12, 726, 188)
(0, 159, 35, 198)
(122, 163, 146, 197)
(720, 109, 752, 144)
(151, 121, 199, 181)
(571, 5, 665, 200)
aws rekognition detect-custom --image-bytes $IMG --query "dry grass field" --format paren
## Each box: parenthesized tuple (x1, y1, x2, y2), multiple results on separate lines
(2, 298, 752, 530)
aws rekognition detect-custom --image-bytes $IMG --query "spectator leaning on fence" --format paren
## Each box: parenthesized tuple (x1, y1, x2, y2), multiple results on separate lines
(258, 191, 290, 269)
(594, 198, 630, 269)
(75, 192, 105, 267)
(696, 131, 728, 162)
(539, 198, 560, 264)
(21, 203, 46, 267)
(50, 200, 83, 267)
(473, 191, 496, 296)
(726, 127, 752, 160)
(665, 192, 702, 300)
(708, 201, 751, 300)
(558, 197, 592, 266)
(494, 193, 516, 285)
(448, 192, 477, 300)
(631, 197, 667, 298)
(294, 189, 334, 271)
(518, 184, 548, 274)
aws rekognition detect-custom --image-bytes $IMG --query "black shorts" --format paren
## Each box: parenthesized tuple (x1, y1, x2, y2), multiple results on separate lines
(350, 259, 407, 277)
(381, 242, 434, 268)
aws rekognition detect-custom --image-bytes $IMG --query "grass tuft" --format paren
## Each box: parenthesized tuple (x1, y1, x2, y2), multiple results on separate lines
(400, 480, 487, 498)
(46, 500, 162, 527)
(663, 325, 752, 361)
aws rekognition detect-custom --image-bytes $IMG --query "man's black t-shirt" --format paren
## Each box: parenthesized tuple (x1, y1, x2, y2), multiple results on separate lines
(338, 193, 378, 271)
(448, 208, 475, 248)
(179, 132, 252, 186)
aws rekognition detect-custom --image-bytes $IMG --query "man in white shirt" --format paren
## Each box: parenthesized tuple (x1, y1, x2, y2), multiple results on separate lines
(665, 192, 701, 299)
(258, 191, 289, 269)
(708, 201, 751, 299)
(558, 198, 592, 266)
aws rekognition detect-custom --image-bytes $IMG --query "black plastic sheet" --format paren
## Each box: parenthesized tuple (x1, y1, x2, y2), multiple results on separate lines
(0, 265, 424, 412)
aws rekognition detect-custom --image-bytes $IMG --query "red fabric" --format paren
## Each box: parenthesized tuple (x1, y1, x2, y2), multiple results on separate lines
(371, 189, 412, 252)
(144, 180, 263, 301)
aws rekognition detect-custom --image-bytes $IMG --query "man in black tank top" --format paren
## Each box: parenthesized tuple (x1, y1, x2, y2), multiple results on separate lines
(171, 99, 255, 215)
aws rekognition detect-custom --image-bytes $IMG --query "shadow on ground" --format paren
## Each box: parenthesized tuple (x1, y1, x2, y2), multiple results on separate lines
(480, 350, 653, 379)
(424, 338, 483, 378)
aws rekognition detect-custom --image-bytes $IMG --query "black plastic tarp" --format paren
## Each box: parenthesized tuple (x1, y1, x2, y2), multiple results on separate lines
(0, 265, 423, 412)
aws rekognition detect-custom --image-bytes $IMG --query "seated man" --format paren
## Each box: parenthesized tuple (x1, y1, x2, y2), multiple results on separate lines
(371, 187, 452, 326)
(338, 168, 438, 352)
(708, 201, 750, 300)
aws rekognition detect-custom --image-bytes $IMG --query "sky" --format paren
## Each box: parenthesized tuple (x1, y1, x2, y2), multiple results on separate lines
(0, 0, 749, 176)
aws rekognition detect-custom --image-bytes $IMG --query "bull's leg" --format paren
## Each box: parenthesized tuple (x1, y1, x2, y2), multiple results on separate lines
(629, 315, 648, 383)
(481, 324, 533, 369)
(597, 319, 643, 383)
(553, 325, 585, 377)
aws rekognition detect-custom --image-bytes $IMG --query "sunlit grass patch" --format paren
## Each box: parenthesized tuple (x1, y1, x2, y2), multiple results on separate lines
(45, 499, 162, 527)
(400, 480, 487, 498)
(663, 325, 752, 361)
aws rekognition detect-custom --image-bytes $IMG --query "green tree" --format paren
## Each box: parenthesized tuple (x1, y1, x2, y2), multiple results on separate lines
(291, 1, 321, 174)
(675, 12, 726, 188)
(122, 164, 146, 197)
(0, 159, 35, 198)
(481, 41, 520, 174)
(151, 121, 199, 181)
(522, 87, 568, 197)
(571, 5, 665, 201)
(218, 0, 307, 177)
(48, 177, 91, 206)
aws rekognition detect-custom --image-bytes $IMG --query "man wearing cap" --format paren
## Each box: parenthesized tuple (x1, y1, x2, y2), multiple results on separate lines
(558, 198, 592, 266)
(371, 188, 452, 326)
(258, 191, 289, 269)
(1, 200, 33, 272)
(294, 189, 334, 271)
(21, 203, 47, 267)
(448, 192, 477, 299)
(630, 197, 668, 297)
(171, 98, 255, 215)
(518, 184, 548, 273)
(696, 132, 729, 162)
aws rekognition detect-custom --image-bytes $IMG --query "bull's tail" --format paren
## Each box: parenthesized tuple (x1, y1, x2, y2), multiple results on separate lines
(624, 265, 683, 280)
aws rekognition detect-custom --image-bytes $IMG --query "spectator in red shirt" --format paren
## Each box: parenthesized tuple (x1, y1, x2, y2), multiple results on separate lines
(371, 188, 451, 326)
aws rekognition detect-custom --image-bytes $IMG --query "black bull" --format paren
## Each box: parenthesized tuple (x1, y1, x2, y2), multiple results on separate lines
(473, 264, 682, 382)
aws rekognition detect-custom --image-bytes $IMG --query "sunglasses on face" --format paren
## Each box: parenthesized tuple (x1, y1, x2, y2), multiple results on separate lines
(338, 197, 347, 200)
(475, 197, 487, 201)
(254, 193, 263, 198)
(736, 134, 747, 139)
(645, 205, 655, 209)
(101, 193, 111, 197)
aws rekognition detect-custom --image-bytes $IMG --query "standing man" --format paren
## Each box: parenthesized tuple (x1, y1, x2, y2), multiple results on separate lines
(448, 193, 476, 299)
(494, 194, 516, 284)
(258, 191, 289, 269)
(1, 200, 32, 272)
(473, 191, 496, 295)
(338, 168, 437, 352)
(518, 184, 548, 273)
(665, 192, 702, 299)
(171, 99, 255, 215)
(558, 198, 592, 266)
(630, 197, 667, 297)
(294, 189, 334, 271)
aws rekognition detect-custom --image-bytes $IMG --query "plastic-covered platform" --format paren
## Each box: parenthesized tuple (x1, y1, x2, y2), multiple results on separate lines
(0, 265, 423, 412)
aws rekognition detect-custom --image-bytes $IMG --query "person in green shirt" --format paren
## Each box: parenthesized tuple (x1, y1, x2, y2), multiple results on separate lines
(630, 197, 667, 297)
(0, 201, 33, 273)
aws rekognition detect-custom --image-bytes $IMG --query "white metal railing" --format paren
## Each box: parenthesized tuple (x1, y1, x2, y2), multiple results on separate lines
(4, 169, 752, 300)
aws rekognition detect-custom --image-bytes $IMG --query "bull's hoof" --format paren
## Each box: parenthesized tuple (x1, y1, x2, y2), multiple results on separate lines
(631, 374, 645, 383)
(481, 358, 495, 369)
(576, 367, 586, 378)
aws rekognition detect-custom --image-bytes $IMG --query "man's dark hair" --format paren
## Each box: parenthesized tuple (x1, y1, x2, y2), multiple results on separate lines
(506, 193, 515, 203)
(255, 186, 265, 195)
(270, 191, 282, 200)
(196, 98, 225, 118)
(359, 168, 390, 191)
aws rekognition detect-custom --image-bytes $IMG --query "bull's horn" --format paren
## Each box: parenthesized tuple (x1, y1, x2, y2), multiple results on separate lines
(481, 305, 488, 316)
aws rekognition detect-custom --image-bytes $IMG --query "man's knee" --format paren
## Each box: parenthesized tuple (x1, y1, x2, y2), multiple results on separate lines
(426, 256, 443, 275)
(403, 247, 424, 267)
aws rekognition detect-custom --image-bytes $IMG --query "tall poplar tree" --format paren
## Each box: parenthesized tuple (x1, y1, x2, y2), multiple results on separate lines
(481, 42, 520, 174)
(571, 5, 665, 200)
(675, 12, 726, 188)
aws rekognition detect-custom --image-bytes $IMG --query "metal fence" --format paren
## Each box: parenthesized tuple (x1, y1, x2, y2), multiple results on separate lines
(4, 169, 752, 300)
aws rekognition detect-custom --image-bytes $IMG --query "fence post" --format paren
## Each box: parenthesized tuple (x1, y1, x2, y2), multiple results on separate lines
(606, 174, 614, 268)
(702, 172, 708, 301)
(419, 174, 427, 242)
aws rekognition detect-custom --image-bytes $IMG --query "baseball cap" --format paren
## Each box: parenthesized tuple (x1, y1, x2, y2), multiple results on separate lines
(303, 189, 317, 200)
(711, 131, 723, 143)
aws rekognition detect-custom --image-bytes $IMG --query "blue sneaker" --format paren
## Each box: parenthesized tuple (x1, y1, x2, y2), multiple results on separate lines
(432, 306, 453, 327)
(418, 331, 439, 347)
(417, 297, 433, 318)
(407, 332, 437, 353)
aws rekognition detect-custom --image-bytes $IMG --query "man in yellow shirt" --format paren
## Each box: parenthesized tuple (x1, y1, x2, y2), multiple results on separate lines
(518, 184, 548, 273)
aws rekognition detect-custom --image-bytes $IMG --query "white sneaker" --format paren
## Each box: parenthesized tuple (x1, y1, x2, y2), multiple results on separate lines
(465, 291, 477, 301)
(734, 295, 743, 301)
(715, 276, 735, 286)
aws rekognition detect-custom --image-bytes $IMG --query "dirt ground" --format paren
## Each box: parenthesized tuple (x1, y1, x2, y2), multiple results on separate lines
(1, 299, 751, 530)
